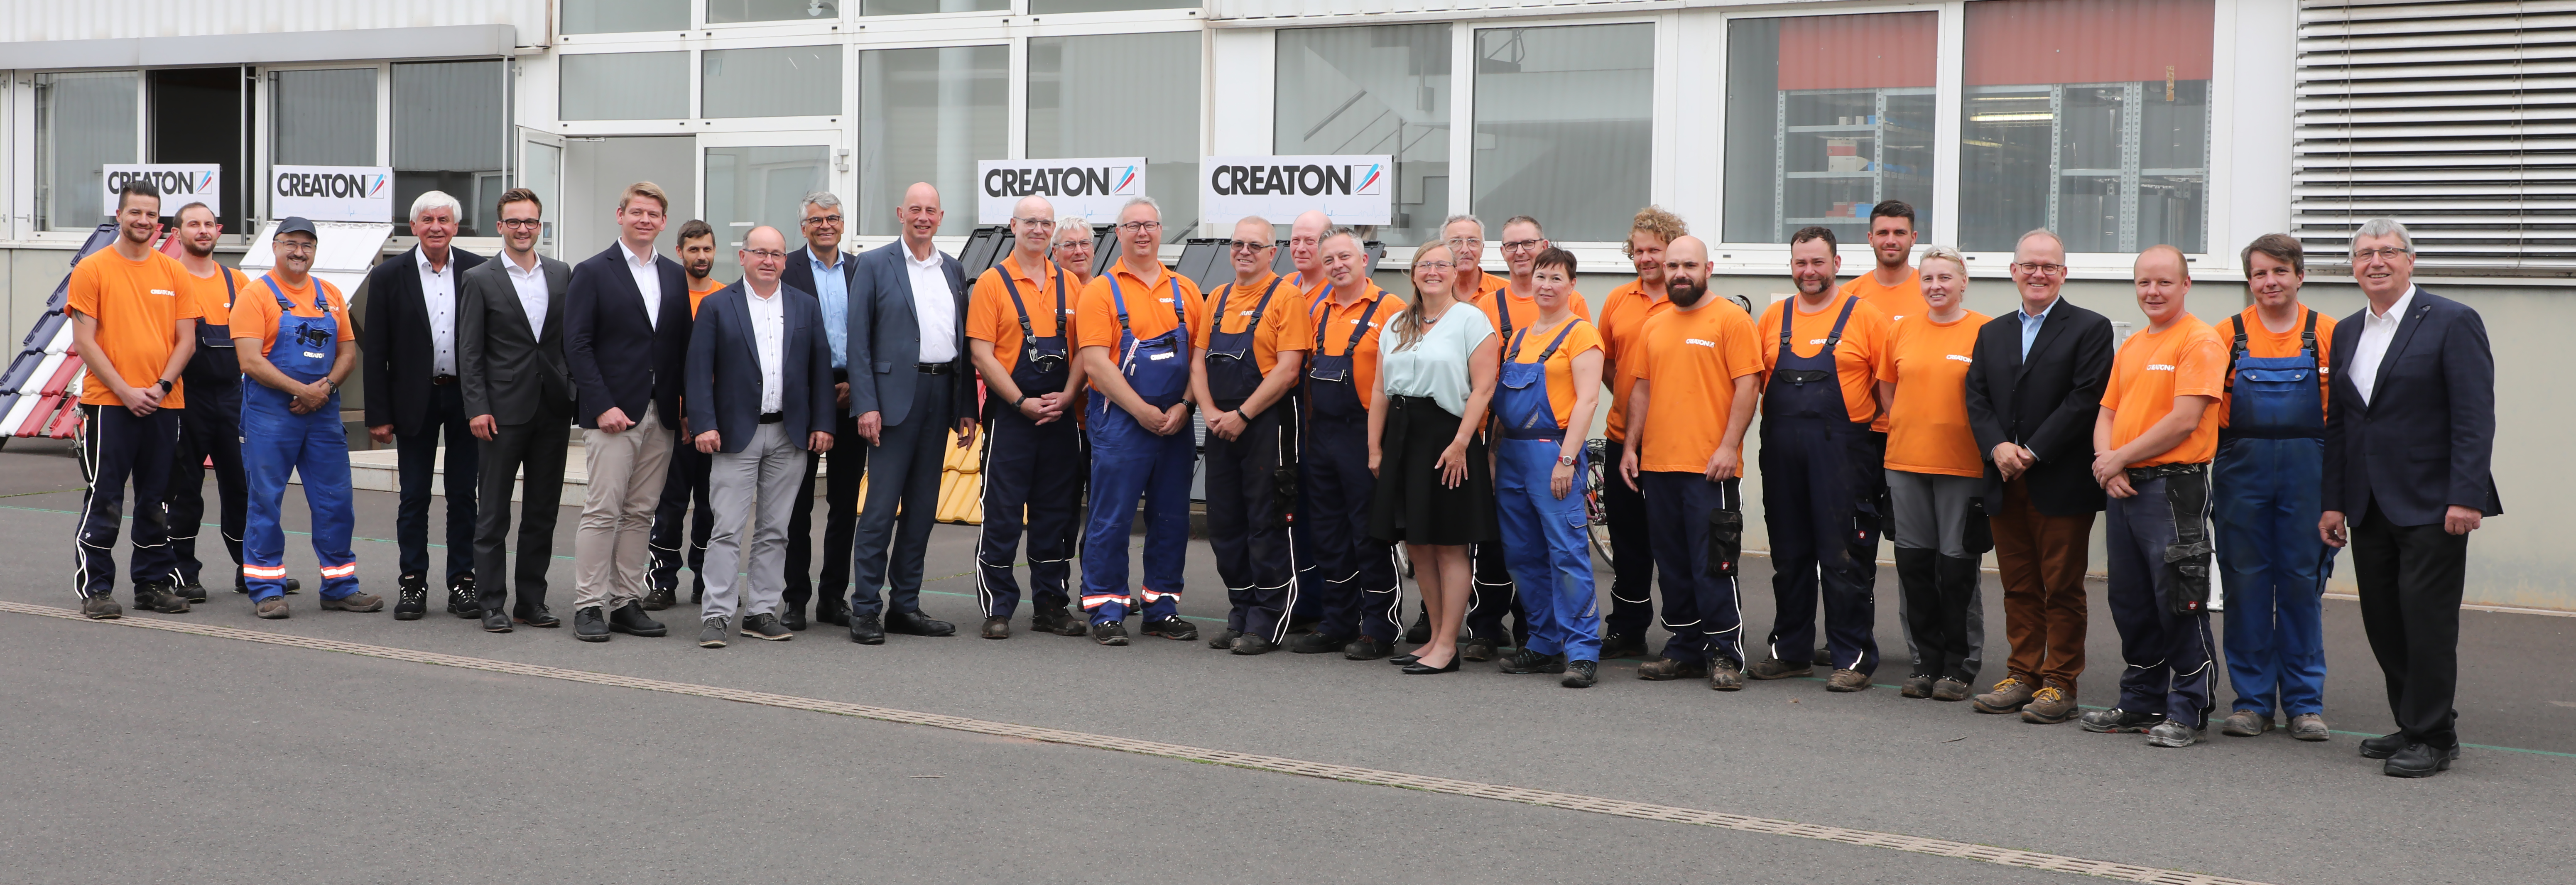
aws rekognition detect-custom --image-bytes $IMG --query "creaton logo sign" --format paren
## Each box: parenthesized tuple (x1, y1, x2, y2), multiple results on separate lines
(1200, 154, 1392, 227)
(101, 164, 222, 217)
(977, 157, 1148, 225)
(271, 165, 395, 223)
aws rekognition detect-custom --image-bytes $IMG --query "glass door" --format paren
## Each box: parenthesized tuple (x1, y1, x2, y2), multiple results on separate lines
(517, 127, 564, 257)
(698, 130, 842, 284)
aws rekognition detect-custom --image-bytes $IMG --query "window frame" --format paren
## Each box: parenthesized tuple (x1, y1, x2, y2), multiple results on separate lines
(16, 68, 149, 243)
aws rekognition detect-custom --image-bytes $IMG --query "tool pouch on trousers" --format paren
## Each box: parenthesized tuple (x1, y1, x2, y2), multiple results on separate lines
(1271, 421, 1299, 530)
(1708, 507, 1743, 580)
(2150, 466, 2214, 615)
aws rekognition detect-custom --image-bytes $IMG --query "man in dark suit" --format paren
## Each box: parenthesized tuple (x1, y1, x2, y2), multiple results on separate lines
(685, 226, 836, 647)
(778, 191, 862, 630)
(2320, 218, 2500, 778)
(362, 190, 488, 620)
(1962, 229, 2116, 725)
(562, 181, 694, 643)
(458, 188, 575, 633)
(844, 181, 978, 644)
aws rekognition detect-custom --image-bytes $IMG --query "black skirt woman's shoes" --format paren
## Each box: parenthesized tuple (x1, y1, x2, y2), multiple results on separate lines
(1401, 655, 1460, 674)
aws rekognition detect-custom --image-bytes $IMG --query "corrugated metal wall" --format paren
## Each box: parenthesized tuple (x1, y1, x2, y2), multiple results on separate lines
(0, 0, 550, 43)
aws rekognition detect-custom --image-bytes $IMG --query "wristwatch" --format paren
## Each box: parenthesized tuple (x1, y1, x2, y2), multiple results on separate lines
(327, 380, 342, 394)
(1557, 454, 1577, 466)
(154, 379, 173, 395)
(1017, 394, 1035, 410)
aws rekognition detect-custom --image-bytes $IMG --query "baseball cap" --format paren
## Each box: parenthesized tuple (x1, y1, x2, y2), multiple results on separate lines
(275, 216, 318, 239)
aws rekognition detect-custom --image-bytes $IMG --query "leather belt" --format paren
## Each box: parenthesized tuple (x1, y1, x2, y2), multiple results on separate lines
(2124, 461, 2208, 483)
(431, 374, 458, 385)
(758, 412, 785, 424)
(917, 362, 955, 375)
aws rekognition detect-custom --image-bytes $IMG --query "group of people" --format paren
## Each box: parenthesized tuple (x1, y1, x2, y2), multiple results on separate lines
(66, 177, 2494, 778)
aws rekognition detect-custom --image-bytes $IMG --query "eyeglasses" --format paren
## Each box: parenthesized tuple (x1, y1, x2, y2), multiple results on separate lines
(801, 214, 843, 226)
(2353, 246, 2411, 261)
(742, 248, 787, 261)
(274, 241, 316, 253)
(498, 218, 542, 229)
(1228, 240, 1274, 252)
(1013, 217, 1056, 228)
(1117, 221, 1163, 232)
(1500, 239, 1544, 253)
(1441, 236, 1482, 250)
(2012, 262, 2067, 276)
(1414, 260, 1455, 270)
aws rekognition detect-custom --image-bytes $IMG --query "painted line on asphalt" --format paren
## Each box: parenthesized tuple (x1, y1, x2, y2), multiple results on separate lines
(4, 600, 2266, 885)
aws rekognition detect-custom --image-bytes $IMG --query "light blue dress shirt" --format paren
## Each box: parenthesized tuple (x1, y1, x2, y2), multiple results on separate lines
(809, 248, 849, 369)
(2017, 295, 2059, 360)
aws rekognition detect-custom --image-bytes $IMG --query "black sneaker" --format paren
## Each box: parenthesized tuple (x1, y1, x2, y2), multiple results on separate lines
(2078, 708, 2168, 734)
(393, 574, 429, 621)
(1206, 629, 1242, 650)
(176, 582, 208, 604)
(1289, 632, 1353, 654)
(81, 595, 123, 620)
(1343, 635, 1393, 660)
(447, 575, 480, 618)
(741, 613, 793, 641)
(132, 582, 191, 614)
(1598, 632, 1649, 661)
(1092, 621, 1130, 646)
(1460, 636, 1500, 662)
(1498, 649, 1566, 674)
(1230, 634, 1277, 655)
(1561, 660, 1599, 689)
(1142, 616, 1199, 641)
(641, 585, 676, 612)
(699, 616, 730, 648)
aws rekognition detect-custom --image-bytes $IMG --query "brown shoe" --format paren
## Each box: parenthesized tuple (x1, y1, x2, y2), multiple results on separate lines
(1931, 678, 1972, 701)
(2289, 713, 2331, 741)
(980, 616, 1011, 640)
(1825, 669, 1873, 692)
(319, 592, 384, 613)
(1900, 674, 1935, 698)
(1972, 676, 2035, 714)
(2221, 710, 2274, 737)
(1708, 659, 1744, 691)
(1744, 657, 1813, 680)
(2020, 686, 2076, 724)
(255, 597, 290, 620)
(1636, 657, 1708, 681)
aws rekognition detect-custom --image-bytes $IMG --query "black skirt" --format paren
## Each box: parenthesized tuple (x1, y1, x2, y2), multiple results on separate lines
(1369, 395, 1500, 546)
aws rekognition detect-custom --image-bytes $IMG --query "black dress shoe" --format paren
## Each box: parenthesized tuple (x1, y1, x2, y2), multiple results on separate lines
(1402, 653, 1460, 674)
(885, 610, 956, 637)
(515, 604, 561, 628)
(608, 602, 668, 637)
(848, 614, 887, 645)
(574, 606, 610, 642)
(780, 607, 809, 632)
(816, 601, 851, 628)
(2385, 743, 2458, 778)
(393, 574, 429, 621)
(2358, 731, 2408, 759)
(480, 609, 513, 633)
(447, 575, 481, 619)
(1343, 635, 1392, 660)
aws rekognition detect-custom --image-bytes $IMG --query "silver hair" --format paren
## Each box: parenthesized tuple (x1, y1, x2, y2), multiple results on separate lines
(2014, 228, 2064, 255)
(1122, 195, 1160, 219)
(1919, 245, 1968, 279)
(801, 191, 842, 210)
(1441, 214, 1484, 237)
(1320, 225, 1360, 247)
(409, 189, 463, 223)
(2353, 218, 2414, 255)
(1054, 216, 1092, 243)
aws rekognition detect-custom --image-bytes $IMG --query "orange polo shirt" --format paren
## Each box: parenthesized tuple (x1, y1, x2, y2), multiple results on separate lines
(1076, 262, 1206, 392)
(1631, 303, 1764, 475)
(1757, 294, 1891, 424)
(686, 276, 725, 317)
(1503, 314, 1604, 431)
(2218, 304, 2337, 427)
(1876, 310, 1992, 477)
(967, 255, 1078, 377)
(1595, 279, 1671, 442)
(1307, 282, 1403, 404)
(67, 247, 203, 408)
(231, 274, 355, 357)
(2103, 314, 2227, 467)
(1193, 272, 1314, 376)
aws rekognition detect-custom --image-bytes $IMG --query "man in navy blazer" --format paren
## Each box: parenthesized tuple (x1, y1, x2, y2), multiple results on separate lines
(561, 181, 695, 643)
(844, 182, 979, 643)
(777, 191, 863, 630)
(2320, 218, 2500, 778)
(685, 226, 835, 647)
(360, 190, 487, 619)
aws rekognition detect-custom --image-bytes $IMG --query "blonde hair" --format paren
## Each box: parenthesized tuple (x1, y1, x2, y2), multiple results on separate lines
(1624, 205, 1687, 256)
(618, 181, 669, 213)
(1919, 245, 1967, 277)
(1390, 243, 1452, 352)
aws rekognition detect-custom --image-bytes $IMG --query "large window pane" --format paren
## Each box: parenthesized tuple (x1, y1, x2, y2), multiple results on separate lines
(560, 52, 690, 120)
(705, 145, 830, 281)
(1030, 0, 1193, 13)
(1723, 13, 1936, 245)
(865, 0, 1005, 15)
(1277, 24, 1450, 247)
(709, 0, 843, 23)
(394, 61, 507, 238)
(858, 46, 1006, 237)
(1961, 0, 2212, 253)
(564, 0, 686, 34)
(34, 71, 139, 232)
(1029, 32, 1200, 233)
(148, 69, 245, 231)
(271, 68, 376, 166)
(1472, 24, 1652, 243)
(704, 46, 842, 118)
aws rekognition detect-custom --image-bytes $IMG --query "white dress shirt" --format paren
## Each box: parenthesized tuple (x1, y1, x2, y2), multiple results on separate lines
(904, 245, 958, 363)
(620, 240, 663, 329)
(746, 283, 786, 414)
(2349, 285, 2417, 407)
(504, 253, 549, 340)
(417, 248, 458, 375)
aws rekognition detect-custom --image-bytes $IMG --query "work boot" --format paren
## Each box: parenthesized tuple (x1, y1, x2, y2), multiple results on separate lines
(1931, 678, 1973, 702)
(1092, 620, 1129, 646)
(2221, 710, 2275, 737)
(1636, 657, 1708, 681)
(1029, 607, 1077, 636)
(319, 591, 383, 613)
(1561, 660, 1599, 689)
(82, 595, 124, 620)
(1497, 649, 1566, 675)
(1900, 674, 1935, 699)
(2079, 708, 2167, 734)
(2289, 713, 2331, 742)
(1825, 669, 1873, 692)
(1207, 629, 1242, 650)
(176, 582, 208, 604)
(1972, 677, 2036, 714)
(393, 573, 429, 621)
(641, 585, 676, 612)
(1708, 659, 1745, 691)
(2020, 686, 2077, 724)
(1343, 635, 1393, 660)
(981, 616, 1011, 640)
(1744, 657, 1812, 680)
(255, 597, 290, 620)
(447, 575, 479, 618)
(1403, 606, 1431, 644)
(1597, 632, 1648, 661)
(1460, 635, 1500, 662)
(132, 582, 191, 614)
(1289, 632, 1353, 654)
(2147, 720, 2203, 748)
(1230, 634, 1278, 656)
(1142, 616, 1199, 642)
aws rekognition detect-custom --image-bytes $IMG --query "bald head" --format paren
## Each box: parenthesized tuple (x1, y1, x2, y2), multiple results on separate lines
(742, 226, 787, 290)
(1010, 195, 1056, 261)
(1288, 210, 1331, 275)
(1664, 235, 1712, 310)
(897, 182, 944, 255)
(2134, 244, 2189, 282)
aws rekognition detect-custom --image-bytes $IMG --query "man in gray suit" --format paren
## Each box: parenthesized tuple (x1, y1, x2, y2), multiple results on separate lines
(845, 182, 979, 644)
(458, 188, 576, 633)
(686, 226, 836, 647)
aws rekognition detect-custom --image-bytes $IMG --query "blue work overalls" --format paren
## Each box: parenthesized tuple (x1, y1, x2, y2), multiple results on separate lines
(1204, 279, 1300, 643)
(2213, 310, 2336, 718)
(1301, 290, 1400, 642)
(1492, 319, 1601, 663)
(1758, 297, 1881, 673)
(240, 277, 360, 601)
(978, 266, 1086, 620)
(1079, 275, 1196, 624)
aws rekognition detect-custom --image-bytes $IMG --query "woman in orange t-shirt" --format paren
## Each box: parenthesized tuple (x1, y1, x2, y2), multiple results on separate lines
(1873, 247, 1990, 701)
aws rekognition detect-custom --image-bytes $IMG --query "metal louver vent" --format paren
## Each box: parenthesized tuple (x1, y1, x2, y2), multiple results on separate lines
(2295, 0, 2576, 275)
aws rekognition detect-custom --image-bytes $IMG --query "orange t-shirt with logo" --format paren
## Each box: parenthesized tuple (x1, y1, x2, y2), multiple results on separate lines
(2218, 304, 2337, 428)
(1631, 303, 1764, 475)
(687, 276, 725, 317)
(177, 263, 251, 332)
(231, 274, 355, 358)
(1194, 272, 1315, 377)
(1503, 314, 1604, 431)
(1595, 280, 1671, 442)
(1076, 263, 1206, 393)
(67, 247, 203, 408)
(968, 256, 1079, 378)
(1757, 295, 1891, 424)
(1307, 284, 1403, 404)
(2103, 314, 2227, 467)
(1840, 272, 1926, 432)
(1876, 311, 1991, 477)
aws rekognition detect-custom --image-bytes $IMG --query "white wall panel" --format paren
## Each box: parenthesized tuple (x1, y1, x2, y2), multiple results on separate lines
(0, 0, 551, 44)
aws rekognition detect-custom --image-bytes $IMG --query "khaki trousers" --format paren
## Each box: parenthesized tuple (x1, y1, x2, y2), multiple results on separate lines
(574, 402, 674, 612)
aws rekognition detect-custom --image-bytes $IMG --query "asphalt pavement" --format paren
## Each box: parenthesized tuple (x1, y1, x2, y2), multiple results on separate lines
(1, 437, 2568, 885)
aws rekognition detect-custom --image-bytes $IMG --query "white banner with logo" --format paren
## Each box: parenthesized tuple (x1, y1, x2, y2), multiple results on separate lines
(976, 157, 1148, 224)
(102, 164, 221, 217)
(1200, 155, 1392, 226)
(270, 165, 394, 222)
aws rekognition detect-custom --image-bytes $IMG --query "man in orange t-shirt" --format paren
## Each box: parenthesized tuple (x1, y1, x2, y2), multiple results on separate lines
(1074, 197, 1208, 644)
(234, 217, 376, 617)
(2081, 245, 2223, 748)
(1836, 201, 1921, 594)
(1299, 228, 1406, 657)
(67, 181, 202, 618)
(1751, 227, 1892, 690)
(1620, 235, 1763, 687)
(1192, 216, 1312, 654)
(650, 220, 729, 609)
(966, 196, 1088, 639)
(1594, 206, 1687, 660)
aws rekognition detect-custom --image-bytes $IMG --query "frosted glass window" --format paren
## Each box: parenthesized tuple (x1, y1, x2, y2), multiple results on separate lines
(564, 0, 686, 34)
(1029, 32, 1200, 232)
(858, 46, 1007, 237)
(271, 68, 377, 166)
(1277, 24, 1450, 246)
(560, 52, 690, 120)
(33, 71, 139, 231)
(705, 146, 830, 280)
(1471, 24, 1653, 243)
(704, 46, 843, 118)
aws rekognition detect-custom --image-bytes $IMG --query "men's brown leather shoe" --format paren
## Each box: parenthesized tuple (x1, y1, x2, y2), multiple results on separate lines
(1825, 669, 1873, 692)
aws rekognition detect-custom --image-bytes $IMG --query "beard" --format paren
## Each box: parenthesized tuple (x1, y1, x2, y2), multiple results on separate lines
(183, 238, 216, 258)
(687, 264, 711, 279)
(1667, 275, 1708, 308)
